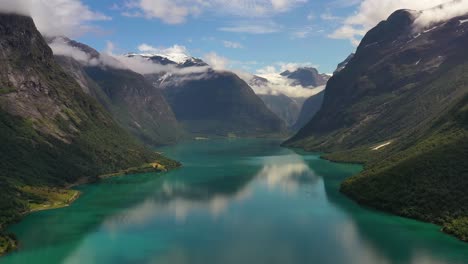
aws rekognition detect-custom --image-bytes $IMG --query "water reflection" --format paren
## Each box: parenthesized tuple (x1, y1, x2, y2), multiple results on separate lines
(253, 155, 319, 193)
(3, 139, 467, 264)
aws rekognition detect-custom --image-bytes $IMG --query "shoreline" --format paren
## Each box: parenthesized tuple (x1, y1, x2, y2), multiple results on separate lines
(0, 160, 181, 256)
(283, 142, 467, 243)
(293, 146, 467, 243)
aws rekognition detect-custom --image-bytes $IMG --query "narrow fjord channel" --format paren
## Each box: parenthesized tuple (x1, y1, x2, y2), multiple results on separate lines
(2, 139, 467, 264)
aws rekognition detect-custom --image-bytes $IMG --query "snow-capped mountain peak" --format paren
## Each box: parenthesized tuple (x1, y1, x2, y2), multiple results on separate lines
(125, 52, 208, 67)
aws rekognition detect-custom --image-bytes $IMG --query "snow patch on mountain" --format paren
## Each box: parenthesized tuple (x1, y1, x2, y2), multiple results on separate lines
(135, 44, 195, 64)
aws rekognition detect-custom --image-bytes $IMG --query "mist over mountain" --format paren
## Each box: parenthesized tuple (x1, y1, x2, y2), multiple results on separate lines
(1, 0, 468, 257)
(50, 37, 182, 146)
(244, 66, 329, 128)
(122, 53, 287, 136)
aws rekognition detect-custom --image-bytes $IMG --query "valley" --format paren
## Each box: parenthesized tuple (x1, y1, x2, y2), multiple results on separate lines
(0, 0, 467, 263)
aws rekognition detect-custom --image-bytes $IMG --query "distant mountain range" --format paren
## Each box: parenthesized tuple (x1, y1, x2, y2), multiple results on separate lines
(285, 9, 468, 241)
(128, 53, 287, 137)
(248, 67, 330, 128)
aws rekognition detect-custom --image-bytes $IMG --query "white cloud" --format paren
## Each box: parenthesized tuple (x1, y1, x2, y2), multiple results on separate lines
(123, 0, 308, 24)
(320, 12, 342, 21)
(49, 39, 99, 64)
(203, 52, 230, 70)
(414, 0, 468, 30)
(50, 38, 211, 78)
(223, 40, 244, 49)
(291, 26, 318, 39)
(0, 0, 110, 37)
(136, 43, 192, 63)
(329, 0, 468, 46)
(218, 20, 282, 34)
(111, 54, 211, 75)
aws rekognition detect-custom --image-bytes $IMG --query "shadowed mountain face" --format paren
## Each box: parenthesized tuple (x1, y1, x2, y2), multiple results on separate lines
(293, 56, 355, 132)
(258, 93, 302, 128)
(0, 14, 175, 235)
(54, 39, 182, 146)
(285, 9, 468, 240)
(292, 90, 325, 131)
(125, 53, 287, 137)
(161, 71, 287, 136)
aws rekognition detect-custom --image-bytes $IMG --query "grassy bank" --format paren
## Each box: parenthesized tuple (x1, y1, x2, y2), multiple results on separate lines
(0, 159, 181, 256)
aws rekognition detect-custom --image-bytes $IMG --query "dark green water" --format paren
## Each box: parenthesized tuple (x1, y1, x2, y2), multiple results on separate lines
(2, 139, 467, 264)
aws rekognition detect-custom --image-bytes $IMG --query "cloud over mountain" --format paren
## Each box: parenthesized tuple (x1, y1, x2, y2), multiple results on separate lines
(329, 0, 468, 45)
(0, 0, 110, 37)
(240, 63, 326, 98)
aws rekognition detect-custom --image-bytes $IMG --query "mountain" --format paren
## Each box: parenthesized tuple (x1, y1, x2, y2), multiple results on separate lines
(334, 53, 354, 74)
(292, 90, 325, 131)
(126, 53, 208, 68)
(293, 55, 357, 131)
(258, 93, 302, 127)
(161, 71, 287, 136)
(246, 75, 301, 127)
(127, 54, 287, 137)
(280, 67, 330, 87)
(285, 9, 468, 241)
(53, 38, 182, 146)
(248, 69, 329, 129)
(0, 14, 178, 252)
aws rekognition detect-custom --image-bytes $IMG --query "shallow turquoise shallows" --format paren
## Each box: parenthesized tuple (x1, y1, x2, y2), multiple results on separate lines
(2, 139, 467, 264)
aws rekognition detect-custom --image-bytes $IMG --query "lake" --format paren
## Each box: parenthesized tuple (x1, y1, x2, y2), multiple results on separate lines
(2, 139, 467, 264)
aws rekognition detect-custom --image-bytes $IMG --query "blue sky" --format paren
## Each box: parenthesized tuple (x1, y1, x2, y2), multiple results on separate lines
(3, 0, 453, 75)
(76, 0, 362, 74)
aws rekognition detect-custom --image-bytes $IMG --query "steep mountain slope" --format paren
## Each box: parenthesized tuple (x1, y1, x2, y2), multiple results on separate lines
(293, 55, 356, 131)
(258, 93, 301, 127)
(162, 71, 287, 136)
(280, 67, 330, 87)
(292, 90, 325, 131)
(285, 9, 468, 240)
(0, 14, 178, 252)
(334, 53, 354, 74)
(247, 75, 302, 127)
(341, 93, 468, 241)
(249, 69, 329, 129)
(53, 38, 182, 146)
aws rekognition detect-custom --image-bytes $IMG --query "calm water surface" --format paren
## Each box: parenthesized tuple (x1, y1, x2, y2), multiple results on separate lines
(2, 139, 467, 264)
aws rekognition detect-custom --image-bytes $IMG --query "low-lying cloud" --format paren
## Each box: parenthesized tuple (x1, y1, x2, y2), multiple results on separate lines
(414, 0, 468, 30)
(50, 38, 213, 85)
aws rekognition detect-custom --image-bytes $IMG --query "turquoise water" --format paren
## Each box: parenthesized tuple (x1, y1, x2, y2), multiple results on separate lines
(2, 139, 467, 264)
